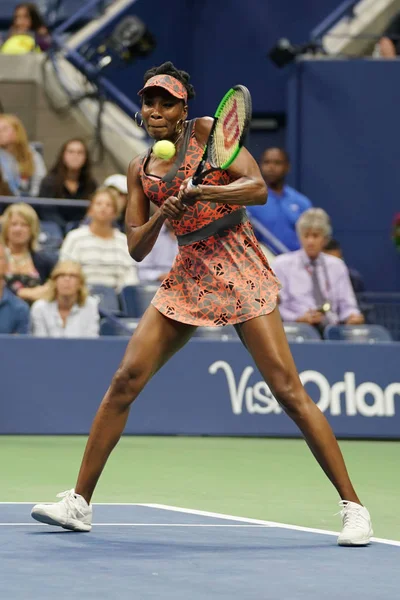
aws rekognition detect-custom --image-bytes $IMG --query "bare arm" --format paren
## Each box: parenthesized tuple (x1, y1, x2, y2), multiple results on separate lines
(125, 157, 166, 262)
(180, 117, 267, 206)
(379, 37, 397, 58)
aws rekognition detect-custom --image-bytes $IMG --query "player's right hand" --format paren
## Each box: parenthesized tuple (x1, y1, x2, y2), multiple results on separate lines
(161, 196, 187, 221)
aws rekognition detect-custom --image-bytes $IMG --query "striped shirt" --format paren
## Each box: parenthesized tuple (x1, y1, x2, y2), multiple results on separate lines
(60, 225, 138, 292)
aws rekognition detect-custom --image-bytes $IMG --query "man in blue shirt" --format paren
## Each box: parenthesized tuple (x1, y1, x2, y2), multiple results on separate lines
(247, 148, 312, 251)
(0, 243, 30, 334)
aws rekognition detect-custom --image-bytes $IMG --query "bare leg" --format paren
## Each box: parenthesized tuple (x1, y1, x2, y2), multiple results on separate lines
(238, 309, 361, 503)
(75, 306, 196, 503)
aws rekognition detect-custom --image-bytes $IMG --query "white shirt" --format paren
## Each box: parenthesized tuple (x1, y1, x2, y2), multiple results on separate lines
(60, 225, 138, 292)
(30, 296, 100, 338)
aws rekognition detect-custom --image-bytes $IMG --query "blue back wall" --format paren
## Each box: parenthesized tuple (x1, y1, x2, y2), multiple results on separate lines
(105, 0, 342, 116)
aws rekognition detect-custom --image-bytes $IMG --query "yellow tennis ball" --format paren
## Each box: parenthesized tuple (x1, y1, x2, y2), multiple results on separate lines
(153, 140, 176, 160)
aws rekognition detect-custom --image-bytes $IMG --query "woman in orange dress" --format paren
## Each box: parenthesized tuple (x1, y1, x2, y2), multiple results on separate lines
(31, 62, 372, 546)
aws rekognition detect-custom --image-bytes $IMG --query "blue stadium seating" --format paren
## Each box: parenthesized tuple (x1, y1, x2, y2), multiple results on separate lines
(89, 285, 120, 314)
(119, 285, 158, 318)
(323, 324, 393, 343)
(100, 316, 139, 336)
(193, 326, 237, 341)
(39, 221, 64, 250)
(283, 322, 321, 342)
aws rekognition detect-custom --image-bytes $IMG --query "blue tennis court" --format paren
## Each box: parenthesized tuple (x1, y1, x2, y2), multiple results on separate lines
(1, 502, 399, 599)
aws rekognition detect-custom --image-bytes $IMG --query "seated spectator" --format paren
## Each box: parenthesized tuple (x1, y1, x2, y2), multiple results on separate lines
(0, 241, 29, 333)
(379, 12, 400, 58)
(273, 208, 364, 331)
(0, 3, 51, 53)
(0, 114, 47, 196)
(39, 138, 98, 227)
(30, 260, 99, 338)
(247, 148, 312, 251)
(137, 222, 178, 282)
(0, 203, 55, 303)
(103, 174, 128, 231)
(323, 238, 365, 294)
(0, 149, 19, 195)
(60, 187, 138, 292)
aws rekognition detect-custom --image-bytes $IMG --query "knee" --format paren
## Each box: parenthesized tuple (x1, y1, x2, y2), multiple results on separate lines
(108, 363, 150, 409)
(270, 372, 311, 419)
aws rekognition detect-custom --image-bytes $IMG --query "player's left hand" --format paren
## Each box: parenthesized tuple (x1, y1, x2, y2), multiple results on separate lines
(179, 178, 202, 205)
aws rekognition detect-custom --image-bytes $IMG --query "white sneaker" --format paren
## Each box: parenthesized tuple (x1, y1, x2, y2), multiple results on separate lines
(31, 489, 92, 532)
(337, 500, 373, 546)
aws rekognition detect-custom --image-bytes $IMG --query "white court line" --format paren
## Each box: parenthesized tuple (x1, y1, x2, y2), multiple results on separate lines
(1, 502, 399, 546)
(143, 503, 400, 548)
(0, 523, 268, 527)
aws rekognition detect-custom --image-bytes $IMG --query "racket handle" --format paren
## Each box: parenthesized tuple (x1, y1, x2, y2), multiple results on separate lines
(178, 178, 199, 206)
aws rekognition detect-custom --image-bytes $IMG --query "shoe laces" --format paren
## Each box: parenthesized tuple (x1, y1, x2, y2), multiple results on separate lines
(337, 500, 366, 528)
(56, 489, 86, 516)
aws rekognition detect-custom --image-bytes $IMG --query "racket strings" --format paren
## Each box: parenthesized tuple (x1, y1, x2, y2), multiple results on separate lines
(209, 89, 251, 170)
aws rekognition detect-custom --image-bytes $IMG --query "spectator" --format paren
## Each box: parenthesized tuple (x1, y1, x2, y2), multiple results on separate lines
(323, 238, 365, 294)
(0, 241, 29, 333)
(103, 174, 128, 231)
(0, 149, 19, 195)
(0, 3, 51, 53)
(137, 221, 178, 282)
(60, 187, 138, 292)
(247, 148, 312, 251)
(39, 138, 98, 227)
(379, 12, 400, 58)
(30, 260, 99, 338)
(273, 208, 363, 330)
(0, 203, 55, 303)
(0, 114, 47, 196)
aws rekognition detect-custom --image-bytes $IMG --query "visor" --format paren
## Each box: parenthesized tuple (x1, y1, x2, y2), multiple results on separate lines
(138, 74, 187, 102)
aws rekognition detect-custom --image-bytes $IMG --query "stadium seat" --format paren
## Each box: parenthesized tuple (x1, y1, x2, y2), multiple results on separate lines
(283, 322, 321, 342)
(323, 324, 393, 343)
(39, 221, 64, 250)
(89, 285, 120, 314)
(100, 317, 139, 336)
(194, 325, 237, 340)
(119, 284, 159, 318)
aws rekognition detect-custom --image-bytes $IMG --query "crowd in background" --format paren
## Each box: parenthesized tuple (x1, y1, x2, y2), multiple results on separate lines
(2, 1, 391, 341)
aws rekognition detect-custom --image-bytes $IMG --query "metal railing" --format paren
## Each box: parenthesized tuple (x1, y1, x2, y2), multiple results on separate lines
(311, 0, 359, 41)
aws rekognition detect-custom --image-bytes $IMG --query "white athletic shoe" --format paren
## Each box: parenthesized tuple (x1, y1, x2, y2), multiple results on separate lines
(31, 489, 92, 532)
(337, 500, 373, 546)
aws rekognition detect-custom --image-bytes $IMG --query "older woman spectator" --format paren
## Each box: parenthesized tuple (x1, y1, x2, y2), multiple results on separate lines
(31, 260, 99, 337)
(0, 114, 47, 196)
(0, 203, 55, 303)
(60, 187, 138, 292)
(0, 3, 51, 53)
(273, 208, 363, 330)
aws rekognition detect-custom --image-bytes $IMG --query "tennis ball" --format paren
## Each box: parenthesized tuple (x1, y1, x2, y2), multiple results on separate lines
(153, 140, 176, 160)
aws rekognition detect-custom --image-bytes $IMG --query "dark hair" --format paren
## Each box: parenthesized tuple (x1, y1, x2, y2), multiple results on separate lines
(13, 3, 47, 32)
(324, 238, 341, 251)
(143, 61, 196, 100)
(0, 168, 12, 196)
(50, 138, 95, 199)
(261, 147, 290, 163)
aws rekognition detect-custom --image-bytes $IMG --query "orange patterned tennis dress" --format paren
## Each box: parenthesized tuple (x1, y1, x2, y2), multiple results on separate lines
(139, 119, 280, 327)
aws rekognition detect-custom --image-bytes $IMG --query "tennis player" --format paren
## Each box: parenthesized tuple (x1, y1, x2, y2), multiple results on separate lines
(31, 62, 372, 546)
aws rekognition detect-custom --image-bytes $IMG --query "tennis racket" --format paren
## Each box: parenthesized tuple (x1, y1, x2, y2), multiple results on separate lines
(182, 84, 252, 195)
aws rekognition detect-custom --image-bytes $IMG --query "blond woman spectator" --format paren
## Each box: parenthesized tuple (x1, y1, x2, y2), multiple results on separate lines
(0, 114, 47, 196)
(31, 260, 99, 337)
(60, 187, 138, 292)
(0, 203, 55, 303)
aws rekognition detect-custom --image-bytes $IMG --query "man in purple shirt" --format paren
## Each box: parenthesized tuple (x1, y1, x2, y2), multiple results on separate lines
(273, 208, 363, 328)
